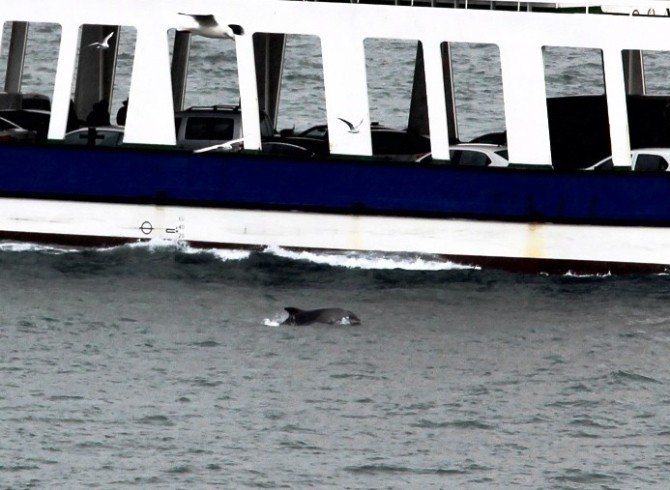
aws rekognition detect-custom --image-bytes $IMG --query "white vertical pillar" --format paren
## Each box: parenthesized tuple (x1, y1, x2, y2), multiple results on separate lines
(236, 33, 262, 151)
(499, 42, 551, 165)
(423, 40, 450, 160)
(321, 34, 372, 156)
(602, 48, 632, 167)
(48, 23, 79, 140)
(124, 26, 176, 145)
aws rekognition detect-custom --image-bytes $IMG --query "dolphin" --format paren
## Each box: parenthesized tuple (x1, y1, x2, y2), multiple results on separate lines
(281, 307, 361, 326)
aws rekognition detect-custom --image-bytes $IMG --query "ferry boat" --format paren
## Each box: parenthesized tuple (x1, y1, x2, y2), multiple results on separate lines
(1, 0, 670, 273)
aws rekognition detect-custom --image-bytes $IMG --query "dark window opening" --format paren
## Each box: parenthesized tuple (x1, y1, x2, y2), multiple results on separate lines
(0, 22, 61, 143)
(448, 42, 506, 143)
(543, 46, 610, 169)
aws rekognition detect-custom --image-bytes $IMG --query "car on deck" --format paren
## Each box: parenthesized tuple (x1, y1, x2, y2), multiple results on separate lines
(297, 122, 431, 160)
(64, 126, 125, 146)
(588, 148, 670, 171)
(0, 115, 36, 143)
(416, 143, 509, 167)
(174, 105, 274, 151)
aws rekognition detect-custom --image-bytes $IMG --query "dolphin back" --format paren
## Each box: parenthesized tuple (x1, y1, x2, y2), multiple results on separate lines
(282, 307, 360, 326)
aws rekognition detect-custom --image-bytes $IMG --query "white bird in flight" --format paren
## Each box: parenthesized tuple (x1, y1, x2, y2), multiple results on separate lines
(338, 118, 364, 134)
(88, 31, 114, 50)
(177, 13, 244, 39)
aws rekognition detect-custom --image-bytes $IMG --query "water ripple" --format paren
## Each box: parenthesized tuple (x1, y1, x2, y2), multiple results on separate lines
(346, 463, 490, 475)
(411, 419, 495, 430)
(551, 469, 617, 484)
(136, 415, 174, 427)
(611, 370, 661, 384)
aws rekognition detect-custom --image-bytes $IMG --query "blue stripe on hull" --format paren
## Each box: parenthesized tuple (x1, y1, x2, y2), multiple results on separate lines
(0, 144, 669, 226)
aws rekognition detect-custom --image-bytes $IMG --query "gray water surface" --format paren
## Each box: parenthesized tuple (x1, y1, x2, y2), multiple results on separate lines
(1, 246, 670, 488)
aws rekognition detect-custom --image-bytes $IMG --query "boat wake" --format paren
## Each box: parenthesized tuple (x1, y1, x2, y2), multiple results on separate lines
(0, 240, 477, 271)
(2, 240, 668, 278)
(260, 244, 476, 271)
(0, 241, 80, 254)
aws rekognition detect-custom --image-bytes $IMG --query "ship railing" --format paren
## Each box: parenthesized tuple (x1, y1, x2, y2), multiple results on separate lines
(289, 0, 670, 16)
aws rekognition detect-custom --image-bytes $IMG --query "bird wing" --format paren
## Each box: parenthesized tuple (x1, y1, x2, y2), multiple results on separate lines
(337, 118, 354, 130)
(228, 24, 244, 36)
(104, 31, 114, 42)
(179, 13, 218, 27)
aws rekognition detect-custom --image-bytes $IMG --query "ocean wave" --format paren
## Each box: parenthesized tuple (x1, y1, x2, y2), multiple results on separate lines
(345, 463, 489, 475)
(411, 418, 495, 430)
(128, 239, 252, 261)
(261, 245, 477, 271)
(611, 370, 661, 384)
(0, 241, 79, 254)
(0, 239, 479, 271)
(563, 270, 613, 278)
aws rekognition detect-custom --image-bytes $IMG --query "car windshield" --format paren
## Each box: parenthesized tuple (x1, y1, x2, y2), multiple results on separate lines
(184, 117, 235, 141)
(635, 154, 669, 172)
(593, 158, 614, 170)
(450, 149, 491, 166)
(0, 117, 17, 131)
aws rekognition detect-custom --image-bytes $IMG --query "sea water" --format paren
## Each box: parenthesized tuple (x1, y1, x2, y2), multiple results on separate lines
(1, 20, 670, 489)
(2, 243, 670, 488)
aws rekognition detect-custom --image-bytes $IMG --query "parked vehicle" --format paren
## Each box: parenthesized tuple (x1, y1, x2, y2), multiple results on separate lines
(0, 115, 36, 143)
(174, 105, 274, 151)
(588, 148, 670, 172)
(64, 126, 124, 147)
(298, 123, 431, 160)
(0, 109, 51, 141)
(63, 106, 279, 151)
(417, 144, 509, 167)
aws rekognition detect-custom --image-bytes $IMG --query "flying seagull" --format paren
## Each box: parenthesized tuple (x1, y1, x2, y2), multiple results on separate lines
(338, 118, 364, 134)
(178, 13, 244, 39)
(88, 31, 114, 50)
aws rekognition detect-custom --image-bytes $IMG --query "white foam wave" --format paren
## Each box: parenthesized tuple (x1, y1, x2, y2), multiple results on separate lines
(628, 316, 670, 327)
(125, 239, 251, 261)
(0, 241, 79, 254)
(186, 247, 251, 262)
(264, 314, 286, 327)
(125, 238, 181, 251)
(0, 238, 252, 262)
(563, 271, 613, 278)
(1, 239, 474, 270)
(262, 245, 477, 271)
